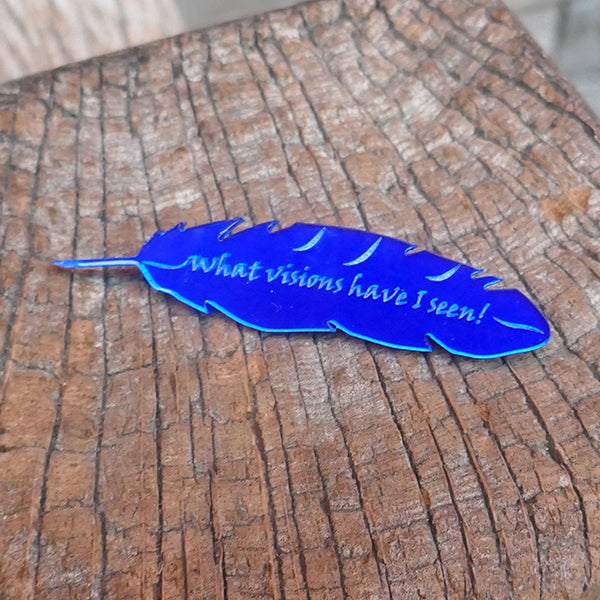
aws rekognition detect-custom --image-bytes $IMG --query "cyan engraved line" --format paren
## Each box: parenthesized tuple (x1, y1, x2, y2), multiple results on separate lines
(426, 265, 460, 282)
(293, 227, 327, 251)
(142, 258, 192, 270)
(493, 316, 545, 335)
(343, 237, 382, 266)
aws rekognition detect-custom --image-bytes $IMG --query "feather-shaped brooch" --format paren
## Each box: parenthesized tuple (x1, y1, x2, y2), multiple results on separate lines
(54, 219, 550, 358)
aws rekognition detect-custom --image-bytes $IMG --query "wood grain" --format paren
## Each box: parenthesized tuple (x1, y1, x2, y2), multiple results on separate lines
(1, 0, 600, 598)
(0, 0, 183, 83)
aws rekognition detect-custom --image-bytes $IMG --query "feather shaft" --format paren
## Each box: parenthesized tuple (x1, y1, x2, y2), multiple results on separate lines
(53, 257, 139, 269)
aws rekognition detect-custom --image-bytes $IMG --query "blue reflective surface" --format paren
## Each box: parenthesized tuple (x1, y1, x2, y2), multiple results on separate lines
(54, 219, 551, 359)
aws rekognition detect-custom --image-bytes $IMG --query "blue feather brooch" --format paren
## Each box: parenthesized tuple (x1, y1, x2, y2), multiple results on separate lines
(54, 219, 550, 358)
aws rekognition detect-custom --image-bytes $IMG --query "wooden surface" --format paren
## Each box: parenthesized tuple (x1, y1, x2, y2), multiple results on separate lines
(1, 0, 600, 598)
(0, 0, 183, 83)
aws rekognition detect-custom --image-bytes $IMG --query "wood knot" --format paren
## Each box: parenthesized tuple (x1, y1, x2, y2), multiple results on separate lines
(541, 186, 592, 223)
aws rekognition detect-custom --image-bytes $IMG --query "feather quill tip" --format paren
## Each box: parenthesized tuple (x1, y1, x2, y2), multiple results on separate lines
(53, 260, 81, 269)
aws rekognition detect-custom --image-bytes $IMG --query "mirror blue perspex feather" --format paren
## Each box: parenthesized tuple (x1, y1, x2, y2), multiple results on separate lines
(53, 219, 551, 359)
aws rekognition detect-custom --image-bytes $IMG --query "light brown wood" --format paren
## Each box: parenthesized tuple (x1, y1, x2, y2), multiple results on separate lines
(1, 0, 600, 598)
(0, 0, 184, 83)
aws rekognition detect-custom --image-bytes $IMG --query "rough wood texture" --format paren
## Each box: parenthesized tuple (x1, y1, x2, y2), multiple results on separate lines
(1, 0, 600, 598)
(0, 0, 183, 83)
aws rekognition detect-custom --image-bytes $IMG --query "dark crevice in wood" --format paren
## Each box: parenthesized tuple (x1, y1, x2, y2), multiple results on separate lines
(27, 76, 58, 596)
(369, 355, 452, 599)
(314, 341, 394, 600)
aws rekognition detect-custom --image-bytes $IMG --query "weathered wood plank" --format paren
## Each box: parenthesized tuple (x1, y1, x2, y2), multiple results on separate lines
(1, 0, 600, 598)
(0, 0, 183, 82)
